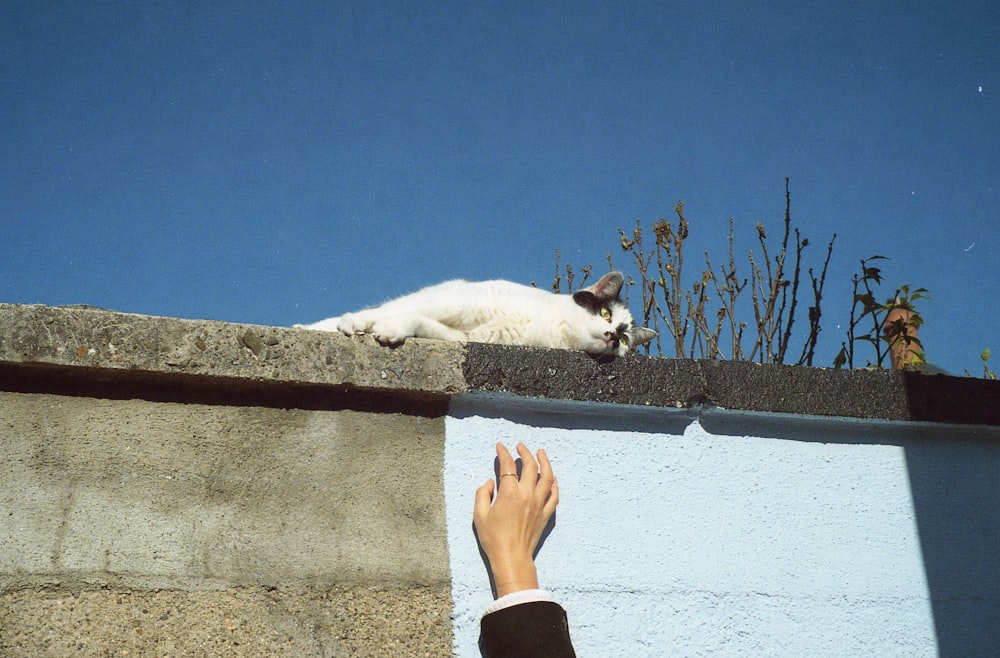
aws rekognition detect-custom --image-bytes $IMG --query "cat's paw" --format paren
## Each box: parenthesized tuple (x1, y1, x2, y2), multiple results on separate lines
(370, 318, 414, 346)
(336, 313, 372, 336)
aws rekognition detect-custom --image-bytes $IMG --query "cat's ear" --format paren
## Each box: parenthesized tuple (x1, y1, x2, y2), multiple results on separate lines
(573, 271, 624, 306)
(632, 327, 658, 348)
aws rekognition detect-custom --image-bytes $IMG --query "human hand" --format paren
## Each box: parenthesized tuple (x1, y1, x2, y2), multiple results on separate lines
(473, 442, 559, 598)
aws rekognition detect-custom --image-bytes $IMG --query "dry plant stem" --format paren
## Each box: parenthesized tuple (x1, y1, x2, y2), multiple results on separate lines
(843, 272, 860, 369)
(756, 225, 776, 361)
(777, 229, 805, 363)
(865, 276, 888, 366)
(842, 264, 868, 369)
(798, 233, 836, 366)
(648, 220, 674, 354)
(688, 270, 717, 358)
(772, 184, 795, 362)
(753, 179, 793, 363)
(655, 204, 690, 357)
(747, 252, 762, 360)
(552, 249, 563, 294)
(558, 179, 834, 364)
(644, 278, 657, 349)
(704, 218, 748, 361)
(619, 220, 659, 353)
(703, 254, 734, 360)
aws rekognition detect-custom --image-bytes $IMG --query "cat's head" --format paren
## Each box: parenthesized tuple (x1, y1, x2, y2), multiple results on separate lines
(572, 271, 657, 359)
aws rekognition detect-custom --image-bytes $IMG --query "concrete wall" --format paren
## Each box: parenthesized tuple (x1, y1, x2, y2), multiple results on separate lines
(2, 304, 999, 656)
(1, 304, 457, 656)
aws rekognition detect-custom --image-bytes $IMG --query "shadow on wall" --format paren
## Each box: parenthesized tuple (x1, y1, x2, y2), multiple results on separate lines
(885, 307, 1000, 652)
(701, 408, 1000, 656)
(903, 398, 1000, 655)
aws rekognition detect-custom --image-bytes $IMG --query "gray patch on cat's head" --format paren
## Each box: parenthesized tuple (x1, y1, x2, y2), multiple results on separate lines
(626, 325, 658, 351)
(572, 271, 625, 310)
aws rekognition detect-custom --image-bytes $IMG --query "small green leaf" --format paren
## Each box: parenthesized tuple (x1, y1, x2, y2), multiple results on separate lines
(853, 292, 878, 315)
(862, 267, 883, 284)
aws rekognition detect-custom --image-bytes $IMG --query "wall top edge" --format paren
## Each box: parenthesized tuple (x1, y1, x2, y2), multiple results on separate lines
(2, 304, 998, 426)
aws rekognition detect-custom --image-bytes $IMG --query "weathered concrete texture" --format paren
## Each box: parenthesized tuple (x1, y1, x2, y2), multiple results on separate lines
(463, 342, 1000, 425)
(0, 305, 458, 655)
(2, 304, 998, 425)
(461, 343, 705, 407)
(1, 392, 449, 590)
(0, 585, 451, 657)
(0, 303, 466, 397)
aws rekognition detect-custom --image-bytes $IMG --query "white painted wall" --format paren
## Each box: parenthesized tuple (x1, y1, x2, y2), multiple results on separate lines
(445, 393, 1000, 657)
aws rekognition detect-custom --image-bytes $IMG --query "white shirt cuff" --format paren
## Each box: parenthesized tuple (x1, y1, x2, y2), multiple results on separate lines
(483, 588, 554, 616)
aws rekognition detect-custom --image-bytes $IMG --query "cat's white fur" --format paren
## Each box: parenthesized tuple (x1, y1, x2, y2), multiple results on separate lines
(296, 271, 656, 359)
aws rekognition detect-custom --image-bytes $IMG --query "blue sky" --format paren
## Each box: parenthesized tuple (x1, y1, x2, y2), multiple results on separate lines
(2, 1, 997, 375)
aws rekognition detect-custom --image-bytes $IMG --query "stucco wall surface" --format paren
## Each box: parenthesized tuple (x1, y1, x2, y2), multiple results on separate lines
(446, 394, 1000, 658)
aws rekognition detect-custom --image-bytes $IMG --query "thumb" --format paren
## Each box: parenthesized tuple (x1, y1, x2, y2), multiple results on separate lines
(473, 479, 495, 524)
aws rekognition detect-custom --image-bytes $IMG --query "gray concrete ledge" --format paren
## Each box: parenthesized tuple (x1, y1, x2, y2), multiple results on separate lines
(0, 303, 464, 416)
(3, 303, 999, 426)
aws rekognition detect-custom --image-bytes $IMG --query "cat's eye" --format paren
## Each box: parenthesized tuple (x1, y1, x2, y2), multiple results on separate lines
(600, 306, 612, 322)
(621, 334, 630, 347)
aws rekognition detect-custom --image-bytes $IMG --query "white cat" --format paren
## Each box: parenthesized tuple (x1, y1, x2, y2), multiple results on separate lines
(296, 271, 656, 359)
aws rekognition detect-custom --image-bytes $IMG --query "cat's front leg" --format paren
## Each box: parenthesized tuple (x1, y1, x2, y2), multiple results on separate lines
(371, 314, 466, 345)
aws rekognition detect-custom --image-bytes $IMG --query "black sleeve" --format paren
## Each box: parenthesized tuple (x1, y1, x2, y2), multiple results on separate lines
(479, 601, 577, 658)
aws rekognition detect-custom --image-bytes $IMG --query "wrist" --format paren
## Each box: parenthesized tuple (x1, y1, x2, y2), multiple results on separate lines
(489, 555, 539, 598)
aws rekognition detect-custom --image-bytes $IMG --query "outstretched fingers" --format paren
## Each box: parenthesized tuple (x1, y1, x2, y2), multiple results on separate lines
(473, 442, 561, 598)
